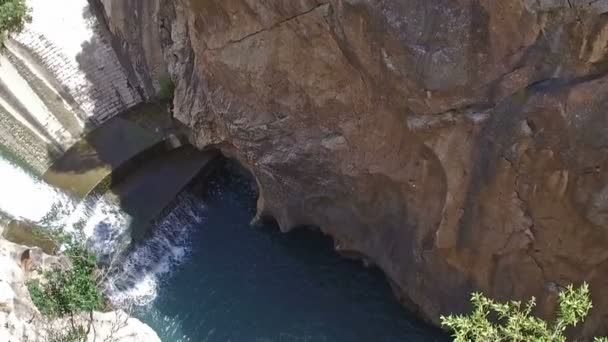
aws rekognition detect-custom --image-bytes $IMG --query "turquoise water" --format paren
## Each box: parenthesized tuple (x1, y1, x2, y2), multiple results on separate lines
(133, 164, 448, 342)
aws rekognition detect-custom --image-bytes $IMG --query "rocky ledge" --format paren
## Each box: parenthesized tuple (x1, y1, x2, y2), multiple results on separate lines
(98, 0, 608, 338)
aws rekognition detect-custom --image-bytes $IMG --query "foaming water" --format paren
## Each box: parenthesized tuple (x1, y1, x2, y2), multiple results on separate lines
(0, 155, 198, 309)
(74, 196, 132, 258)
(129, 164, 448, 342)
(0, 156, 133, 261)
(0, 157, 75, 223)
(104, 192, 207, 307)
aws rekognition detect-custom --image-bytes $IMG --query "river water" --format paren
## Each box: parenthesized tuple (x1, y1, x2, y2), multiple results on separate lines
(0, 155, 448, 341)
(129, 164, 448, 342)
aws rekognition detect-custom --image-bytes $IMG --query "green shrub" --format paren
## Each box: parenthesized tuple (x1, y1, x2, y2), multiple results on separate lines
(26, 230, 115, 341)
(27, 240, 104, 318)
(158, 75, 175, 104)
(0, 0, 30, 45)
(441, 283, 607, 342)
(47, 324, 88, 342)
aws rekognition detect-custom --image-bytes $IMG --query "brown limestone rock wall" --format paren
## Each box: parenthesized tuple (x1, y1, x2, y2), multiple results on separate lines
(99, 0, 608, 338)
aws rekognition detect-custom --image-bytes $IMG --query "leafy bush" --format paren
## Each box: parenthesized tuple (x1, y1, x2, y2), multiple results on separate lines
(158, 75, 175, 104)
(27, 240, 104, 318)
(441, 283, 607, 342)
(47, 325, 87, 342)
(0, 0, 30, 44)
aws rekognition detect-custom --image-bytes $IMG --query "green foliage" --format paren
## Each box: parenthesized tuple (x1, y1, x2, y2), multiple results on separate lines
(27, 231, 109, 341)
(47, 324, 87, 342)
(0, 0, 30, 45)
(158, 75, 175, 104)
(27, 238, 104, 319)
(441, 283, 606, 342)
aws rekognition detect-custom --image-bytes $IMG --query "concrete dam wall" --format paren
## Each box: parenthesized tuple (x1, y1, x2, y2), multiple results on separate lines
(0, 0, 146, 173)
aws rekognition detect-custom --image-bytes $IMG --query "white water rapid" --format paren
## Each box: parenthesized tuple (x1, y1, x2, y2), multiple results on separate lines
(0, 156, 204, 308)
(0, 157, 75, 224)
(104, 193, 207, 306)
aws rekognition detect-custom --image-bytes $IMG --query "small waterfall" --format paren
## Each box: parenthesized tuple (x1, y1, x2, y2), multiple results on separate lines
(65, 195, 133, 259)
(0, 156, 132, 256)
(103, 192, 207, 307)
(0, 156, 75, 223)
(0, 154, 207, 309)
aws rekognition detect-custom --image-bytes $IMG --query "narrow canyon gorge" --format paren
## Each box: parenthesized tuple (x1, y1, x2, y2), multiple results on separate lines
(1, 0, 608, 340)
(94, 0, 608, 339)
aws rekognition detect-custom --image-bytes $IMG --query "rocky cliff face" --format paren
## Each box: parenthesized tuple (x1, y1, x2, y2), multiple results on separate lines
(99, 0, 608, 337)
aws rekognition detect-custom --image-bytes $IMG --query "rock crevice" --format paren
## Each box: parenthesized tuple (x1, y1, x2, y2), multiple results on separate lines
(207, 2, 331, 51)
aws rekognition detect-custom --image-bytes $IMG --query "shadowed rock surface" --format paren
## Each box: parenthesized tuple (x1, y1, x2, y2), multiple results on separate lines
(98, 0, 608, 338)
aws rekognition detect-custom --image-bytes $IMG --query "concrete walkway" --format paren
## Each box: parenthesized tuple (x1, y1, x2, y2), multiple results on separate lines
(5, 103, 221, 252)
(43, 103, 183, 199)
(108, 145, 219, 242)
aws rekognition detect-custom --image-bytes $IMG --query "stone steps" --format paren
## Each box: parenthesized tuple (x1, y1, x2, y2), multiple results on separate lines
(0, 54, 74, 151)
(3, 45, 84, 137)
(0, 105, 56, 175)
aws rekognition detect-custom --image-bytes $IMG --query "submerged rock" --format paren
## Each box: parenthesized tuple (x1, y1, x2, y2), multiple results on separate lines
(98, 0, 608, 338)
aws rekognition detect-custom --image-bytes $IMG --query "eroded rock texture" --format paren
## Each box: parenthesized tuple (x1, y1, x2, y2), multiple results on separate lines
(99, 0, 608, 337)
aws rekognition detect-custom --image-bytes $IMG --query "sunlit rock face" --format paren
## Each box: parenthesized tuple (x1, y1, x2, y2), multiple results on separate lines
(99, 0, 608, 338)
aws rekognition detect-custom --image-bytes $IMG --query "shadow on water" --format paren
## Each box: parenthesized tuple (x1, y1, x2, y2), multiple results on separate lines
(135, 162, 449, 342)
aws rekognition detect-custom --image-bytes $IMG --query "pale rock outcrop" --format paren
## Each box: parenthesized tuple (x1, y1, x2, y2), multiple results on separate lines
(98, 0, 608, 338)
(0, 236, 159, 342)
